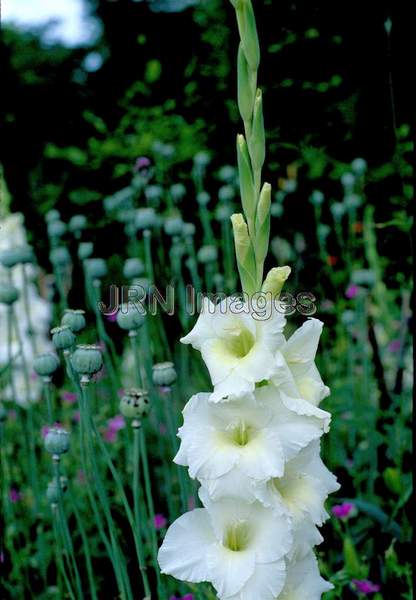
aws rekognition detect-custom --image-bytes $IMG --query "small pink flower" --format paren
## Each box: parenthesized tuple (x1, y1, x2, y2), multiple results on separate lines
(72, 411, 81, 423)
(332, 502, 355, 519)
(108, 415, 126, 432)
(169, 596, 194, 600)
(62, 391, 77, 404)
(388, 339, 401, 353)
(346, 284, 359, 299)
(352, 579, 381, 594)
(159, 423, 168, 436)
(9, 488, 22, 503)
(104, 428, 117, 443)
(154, 513, 167, 530)
(41, 422, 63, 438)
(105, 312, 118, 323)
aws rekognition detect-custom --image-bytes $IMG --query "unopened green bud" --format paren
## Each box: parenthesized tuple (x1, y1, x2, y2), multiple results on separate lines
(237, 135, 256, 225)
(197, 191, 210, 206)
(120, 388, 150, 421)
(51, 325, 76, 351)
(235, 0, 260, 71)
(117, 303, 145, 332)
(33, 353, 60, 378)
(71, 344, 103, 383)
(383, 467, 402, 495)
(231, 213, 257, 294)
(255, 182, 271, 267)
(262, 266, 291, 298)
(0, 283, 19, 305)
(45, 427, 70, 456)
(250, 89, 265, 172)
(152, 362, 177, 387)
(61, 309, 86, 333)
(237, 43, 257, 123)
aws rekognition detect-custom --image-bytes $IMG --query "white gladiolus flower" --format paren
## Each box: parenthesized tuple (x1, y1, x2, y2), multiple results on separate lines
(180, 297, 286, 402)
(274, 318, 330, 407)
(254, 440, 340, 558)
(175, 386, 329, 497)
(158, 489, 292, 599)
(280, 552, 333, 599)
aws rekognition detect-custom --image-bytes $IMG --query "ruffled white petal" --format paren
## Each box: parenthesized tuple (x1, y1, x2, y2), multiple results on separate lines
(280, 552, 333, 599)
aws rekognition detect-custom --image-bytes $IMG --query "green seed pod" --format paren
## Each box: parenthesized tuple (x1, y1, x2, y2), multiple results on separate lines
(132, 277, 151, 294)
(47, 220, 67, 239)
(120, 388, 150, 420)
(197, 191, 210, 206)
(51, 325, 76, 351)
(123, 258, 145, 280)
(193, 151, 210, 167)
(197, 245, 218, 264)
(50, 247, 71, 268)
(218, 185, 235, 202)
(152, 362, 177, 387)
(144, 185, 163, 205)
(85, 258, 107, 280)
(135, 207, 158, 231)
(164, 216, 184, 237)
(33, 353, 60, 378)
(218, 165, 237, 183)
(68, 214, 87, 234)
(0, 283, 19, 305)
(71, 344, 103, 382)
(16, 245, 36, 265)
(45, 209, 61, 223)
(78, 242, 93, 261)
(61, 309, 86, 333)
(170, 183, 186, 202)
(44, 427, 70, 456)
(215, 204, 233, 222)
(116, 303, 145, 332)
(183, 223, 196, 237)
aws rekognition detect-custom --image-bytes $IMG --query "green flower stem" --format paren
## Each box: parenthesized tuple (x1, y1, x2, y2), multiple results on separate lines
(68, 487, 99, 600)
(53, 458, 84, 600)
(140, 426, 164, 594)
(77, 384, 131, 600)
(82, 383, 152, 596)
(130, 331, 145, 387)
(221, 220, 236, 292)
(52, 506, 76, 600)
(44, 380, 54, 423)
(132, 424, 152, 598)
(143, 229, 155, 283)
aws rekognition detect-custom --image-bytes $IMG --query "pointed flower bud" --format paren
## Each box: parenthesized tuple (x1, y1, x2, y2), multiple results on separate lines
(237, 43, 257, 123)
(250, 89, 265, 172)
(255, 182, 271, 270)
(235, 0, 260, 71)
(231, 213, 257, 294)
(262, 266, 291, 298)
(236, 135, 256, 225)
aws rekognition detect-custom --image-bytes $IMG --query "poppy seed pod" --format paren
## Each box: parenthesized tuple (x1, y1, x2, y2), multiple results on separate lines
(135, 207, 158, 231)
(197, 191, 210, 206)
(61, 309, 86, 333)
(120, 388, 150, 420)
(197, 245, 218, 264)
(44, 427, 70, 456)
(116, 303, 145, 332)
(45, 209, 61, 223)
(33, 353, 60, 378)
(68, 214, 87, 235)
(71, 344, 103, 384)
(164, 216, 184, 237)
(152, 362, 177, 387)
(170, 183, 186, 202)
(218, 185, 235, 202)
(50, 247, 71, 268)
(78, 242, 93, 261)
(85, 258, 107, 280)
(0, 246, 33, 269)
(47, 220, 67, 239)
(0, 283, 19, 305)
(123, 258, 145, 280)
(51, 325, 76, 351)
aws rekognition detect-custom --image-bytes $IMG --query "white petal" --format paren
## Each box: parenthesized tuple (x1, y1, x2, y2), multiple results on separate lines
(225, 560, 287, 600)
(280, 552, 333, 599)
(158, 509, 216, 583)
(284, 318, 323, 364)
(208, 545, 255, 598)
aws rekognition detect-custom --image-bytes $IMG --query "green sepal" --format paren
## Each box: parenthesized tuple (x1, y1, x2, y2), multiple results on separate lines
(237, 43, 257, 123)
